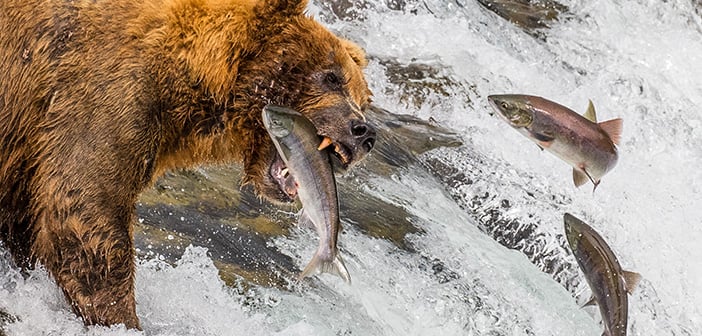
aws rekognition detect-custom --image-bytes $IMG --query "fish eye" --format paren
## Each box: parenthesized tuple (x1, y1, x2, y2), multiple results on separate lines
(501, 102, 509, 110)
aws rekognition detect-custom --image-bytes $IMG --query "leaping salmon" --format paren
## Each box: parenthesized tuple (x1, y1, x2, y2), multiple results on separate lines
(488, 94, 622, 190)
(564, 213, 641, 336)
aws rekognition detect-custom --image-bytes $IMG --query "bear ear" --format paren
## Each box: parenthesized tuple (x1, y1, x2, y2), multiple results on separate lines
(254, 0, 308, 18)
(340, 38, 368, 68)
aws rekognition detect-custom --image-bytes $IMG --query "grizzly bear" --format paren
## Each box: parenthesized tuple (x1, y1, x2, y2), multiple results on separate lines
(0, 0, 376, 329)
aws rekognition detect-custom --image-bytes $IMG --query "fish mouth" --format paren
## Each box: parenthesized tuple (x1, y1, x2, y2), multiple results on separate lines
(268, 135, 353, 201)
(488, 97, 533, 128)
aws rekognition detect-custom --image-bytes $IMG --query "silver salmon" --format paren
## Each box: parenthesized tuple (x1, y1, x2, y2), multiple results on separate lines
(262, 104, 351, 283)
(488, 94, 622, 190)
(564, 213, 640, 336)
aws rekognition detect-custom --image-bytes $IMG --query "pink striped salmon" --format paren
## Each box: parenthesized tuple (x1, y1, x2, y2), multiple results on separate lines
(488, 95, 622, 190)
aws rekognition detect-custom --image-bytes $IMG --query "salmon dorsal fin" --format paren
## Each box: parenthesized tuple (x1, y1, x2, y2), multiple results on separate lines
(622, 270, 642, 295)
(599, 118, 623, 145)
(584, 100, 597, 122)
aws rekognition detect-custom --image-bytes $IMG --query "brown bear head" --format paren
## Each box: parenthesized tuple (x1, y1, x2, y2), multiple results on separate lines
(238, 0, 376, 203)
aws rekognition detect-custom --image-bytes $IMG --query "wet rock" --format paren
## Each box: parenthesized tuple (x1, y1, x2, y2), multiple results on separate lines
(376, 57, 476, 111)
(136, 202, 299, 288)
(0, 309, 18, 336)
(136, 105, 462, 289)
(421, 150, 583, 294)
(336, 105, 461, 250)
(477, 0, 570, 37)
(338, 185, 425, 251)
(136, 167, 300, 288)
(315, 0, 371, 22)
(314, 0, 427, 22)
(364, 104, 463, 168)
(315, 0, 569, 38)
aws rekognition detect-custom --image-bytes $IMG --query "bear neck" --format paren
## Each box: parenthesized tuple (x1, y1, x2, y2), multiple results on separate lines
(137, 0, 306, 176)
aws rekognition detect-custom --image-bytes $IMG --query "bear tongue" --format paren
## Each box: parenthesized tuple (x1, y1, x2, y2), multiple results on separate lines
(279, 168, 298, 198)
(270, 156, 298, 199)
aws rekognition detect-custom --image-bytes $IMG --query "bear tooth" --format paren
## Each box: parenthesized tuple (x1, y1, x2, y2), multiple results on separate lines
(318, 137, 333, 151)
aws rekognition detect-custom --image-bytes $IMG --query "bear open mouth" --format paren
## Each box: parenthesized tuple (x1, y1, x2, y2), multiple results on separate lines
(270, 155, 298, 200)
(269, 136, 352, 200)
(318, 135, 354, 169)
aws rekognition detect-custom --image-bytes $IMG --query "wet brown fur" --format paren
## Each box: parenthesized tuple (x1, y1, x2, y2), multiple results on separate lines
(0, 0, 371, 329)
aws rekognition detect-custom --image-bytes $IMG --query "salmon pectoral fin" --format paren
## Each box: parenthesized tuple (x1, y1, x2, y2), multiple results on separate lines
(529, 131, 554, 149)
(528, 130, 555, 143)
(591, 179, 601, 192)
(581, 294, 597, 308)
(573, 169, 589, 187)
(584, 100, 597, 123)
(298, 210, 314, 229)
(599, 118, 623, 145)
(575, 167, 601, 191)
(622, 270, 642, 294)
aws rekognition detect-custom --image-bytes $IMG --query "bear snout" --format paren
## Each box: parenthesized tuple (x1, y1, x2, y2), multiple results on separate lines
(349, 119, 376, 153)
(324, 118, 376, 169)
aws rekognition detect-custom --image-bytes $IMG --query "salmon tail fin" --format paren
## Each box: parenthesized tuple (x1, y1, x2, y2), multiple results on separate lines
(298, 250, 352, 284)
(573, 169, 589, 187)
(622, 270, 641, 294)
(328, 254, 352, 284)
(584, 100, 597, 122)
(599, 118, 623, 145)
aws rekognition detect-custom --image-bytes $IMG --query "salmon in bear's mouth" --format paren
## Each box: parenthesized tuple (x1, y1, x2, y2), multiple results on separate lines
(269, 135, 354, 200)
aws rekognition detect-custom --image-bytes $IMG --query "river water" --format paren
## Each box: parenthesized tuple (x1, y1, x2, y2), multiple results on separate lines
(1, 0, 700, 335)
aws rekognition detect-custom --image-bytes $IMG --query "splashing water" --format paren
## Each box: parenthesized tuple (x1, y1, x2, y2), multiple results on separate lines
(1, 0, 700, 335)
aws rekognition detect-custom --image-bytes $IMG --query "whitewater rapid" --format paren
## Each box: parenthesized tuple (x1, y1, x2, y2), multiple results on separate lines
(1, 0, 701, 335)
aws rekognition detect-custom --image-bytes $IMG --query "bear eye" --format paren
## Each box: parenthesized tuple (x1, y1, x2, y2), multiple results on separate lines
(325, 72, 341, 86)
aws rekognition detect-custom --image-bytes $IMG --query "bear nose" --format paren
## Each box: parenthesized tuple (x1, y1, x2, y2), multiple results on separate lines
(350, 120, 376, 152)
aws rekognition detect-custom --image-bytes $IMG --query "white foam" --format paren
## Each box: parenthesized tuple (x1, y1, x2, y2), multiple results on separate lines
(1, 0, 699, 334)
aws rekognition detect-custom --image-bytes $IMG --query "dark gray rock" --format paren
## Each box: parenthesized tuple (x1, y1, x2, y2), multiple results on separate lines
(135, 105, 462, 289)
(477, 0, 570, 36)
